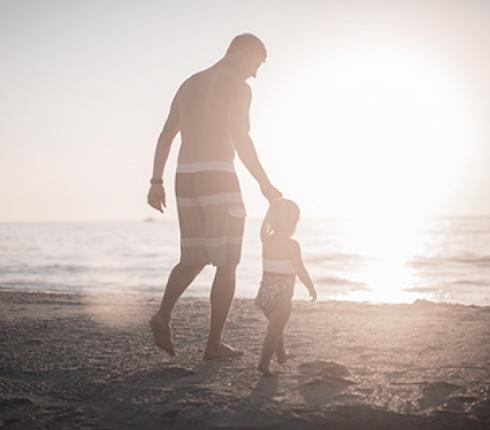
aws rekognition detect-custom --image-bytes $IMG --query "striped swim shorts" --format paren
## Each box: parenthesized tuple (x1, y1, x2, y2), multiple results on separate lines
(175, 161, 246, 266)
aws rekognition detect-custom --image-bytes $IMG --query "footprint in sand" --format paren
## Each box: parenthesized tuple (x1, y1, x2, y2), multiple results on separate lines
(298, 360, 350, 378)
(444, 395, 480, 412)
(471, 398, 490, 420)
(420, 381, 462, 408)
(297, 360, 355, 406)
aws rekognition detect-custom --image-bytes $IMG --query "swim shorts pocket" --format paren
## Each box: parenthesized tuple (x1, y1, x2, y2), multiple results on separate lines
(227, 206, 246, 218)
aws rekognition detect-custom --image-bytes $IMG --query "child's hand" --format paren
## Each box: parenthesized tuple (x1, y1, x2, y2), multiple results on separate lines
(309, 287, 317, 302)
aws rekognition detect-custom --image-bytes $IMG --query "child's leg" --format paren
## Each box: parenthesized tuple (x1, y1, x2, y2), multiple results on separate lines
(275, 299, 292, 363)
(275, 332, 287, 364)
(258, 300, 291, 376)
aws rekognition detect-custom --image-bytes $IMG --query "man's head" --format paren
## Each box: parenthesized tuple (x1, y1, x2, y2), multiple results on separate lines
(225, 33, 267, 79)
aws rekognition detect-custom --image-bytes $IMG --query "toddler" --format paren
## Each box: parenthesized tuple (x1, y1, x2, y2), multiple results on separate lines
(255, 199, 317, 376)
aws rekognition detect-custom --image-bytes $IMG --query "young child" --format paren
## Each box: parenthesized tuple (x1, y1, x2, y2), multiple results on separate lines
(255, 199, 317, 376)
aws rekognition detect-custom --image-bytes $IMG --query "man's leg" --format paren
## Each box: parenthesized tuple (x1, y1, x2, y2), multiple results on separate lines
(203, 264, 240, 359)
(150, 262, 204, 355)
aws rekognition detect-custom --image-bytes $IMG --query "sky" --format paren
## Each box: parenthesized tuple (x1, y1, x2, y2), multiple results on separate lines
(1, 0, 489, 222)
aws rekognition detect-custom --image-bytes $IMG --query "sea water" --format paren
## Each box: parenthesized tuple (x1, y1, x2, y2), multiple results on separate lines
(1, 217, 490, 305)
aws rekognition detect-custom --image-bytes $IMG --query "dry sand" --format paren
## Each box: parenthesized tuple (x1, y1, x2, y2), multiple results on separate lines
(1, 291, 490, 429)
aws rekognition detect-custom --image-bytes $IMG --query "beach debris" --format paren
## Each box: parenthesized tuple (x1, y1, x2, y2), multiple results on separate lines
(411, 299, 438, 309)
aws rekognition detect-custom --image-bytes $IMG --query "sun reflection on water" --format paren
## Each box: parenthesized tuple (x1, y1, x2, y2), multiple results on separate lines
(333, 215, 431, 303)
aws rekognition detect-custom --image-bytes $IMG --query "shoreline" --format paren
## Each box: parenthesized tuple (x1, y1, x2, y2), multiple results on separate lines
(1, 291, 490, 429)
(1, 287, 489, 309)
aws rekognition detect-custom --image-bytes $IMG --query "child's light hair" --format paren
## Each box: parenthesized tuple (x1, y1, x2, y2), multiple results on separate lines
(261, 199, 300, 241)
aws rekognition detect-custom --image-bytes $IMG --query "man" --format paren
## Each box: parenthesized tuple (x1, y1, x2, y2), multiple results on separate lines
(147, 34, 281, 359)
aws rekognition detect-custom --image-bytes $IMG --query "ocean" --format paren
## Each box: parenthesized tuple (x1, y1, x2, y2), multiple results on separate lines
(1, 217, 490, 306)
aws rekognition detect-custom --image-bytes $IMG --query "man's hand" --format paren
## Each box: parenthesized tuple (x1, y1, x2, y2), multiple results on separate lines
(260, 182, 282, 202)
(147, 184, 166, 213)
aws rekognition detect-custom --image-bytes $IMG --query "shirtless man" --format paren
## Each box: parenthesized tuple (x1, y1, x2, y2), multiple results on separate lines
(147, 34, 282, 359)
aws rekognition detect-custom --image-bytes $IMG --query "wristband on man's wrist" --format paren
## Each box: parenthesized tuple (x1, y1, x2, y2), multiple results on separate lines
(150, 178, 163, 185)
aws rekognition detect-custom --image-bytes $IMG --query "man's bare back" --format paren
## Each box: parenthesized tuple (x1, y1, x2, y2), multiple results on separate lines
(174, 65, 251, 164)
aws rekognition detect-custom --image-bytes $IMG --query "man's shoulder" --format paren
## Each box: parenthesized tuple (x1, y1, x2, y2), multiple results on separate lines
(173, 71, 206, 103)
(236, 81, 251, 95)
(179, 68, 238, 90)
(179, 71, 205, 90)
(177, 68, 251, 105)
(229, 80, 251, 104)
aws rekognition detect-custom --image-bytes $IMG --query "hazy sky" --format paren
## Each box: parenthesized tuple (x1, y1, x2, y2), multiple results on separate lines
(1, 0, 489, 222)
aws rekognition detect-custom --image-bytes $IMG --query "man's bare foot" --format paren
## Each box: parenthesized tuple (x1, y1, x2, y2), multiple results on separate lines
(203, 343, 243, 360)
(149, 314, 175, 356)
(276, 350, 294, 364)
(258, 364, 274, 377)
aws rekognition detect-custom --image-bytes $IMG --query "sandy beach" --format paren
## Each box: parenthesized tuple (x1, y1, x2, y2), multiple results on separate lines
(1, 291, 490, 429)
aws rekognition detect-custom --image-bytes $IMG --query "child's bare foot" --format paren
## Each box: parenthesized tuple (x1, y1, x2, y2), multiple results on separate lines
(258, 364, 274, 377)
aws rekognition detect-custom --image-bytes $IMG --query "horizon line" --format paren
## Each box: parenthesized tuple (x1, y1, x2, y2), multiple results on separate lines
(2, 214, 490, 224)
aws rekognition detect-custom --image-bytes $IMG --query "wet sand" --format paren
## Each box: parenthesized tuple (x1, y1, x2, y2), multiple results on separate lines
(1, 291, 490, 429)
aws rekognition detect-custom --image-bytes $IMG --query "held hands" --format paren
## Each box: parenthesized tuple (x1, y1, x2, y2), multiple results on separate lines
(308, 287, 318, 302)
(260, 182, 282, 202)
(147, 184, 166, 213)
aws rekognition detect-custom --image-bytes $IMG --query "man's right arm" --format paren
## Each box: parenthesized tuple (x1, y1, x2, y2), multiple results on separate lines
(147, 94, 180, 213)
(152, 95, 180, 181)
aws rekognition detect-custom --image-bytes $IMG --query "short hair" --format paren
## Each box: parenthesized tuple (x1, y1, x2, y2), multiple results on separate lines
(225, 33, 267, 58)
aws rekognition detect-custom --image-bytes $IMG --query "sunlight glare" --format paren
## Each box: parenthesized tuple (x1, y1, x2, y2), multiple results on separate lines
(334, 215, 426, 303)
(271, 46, 473, 219)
